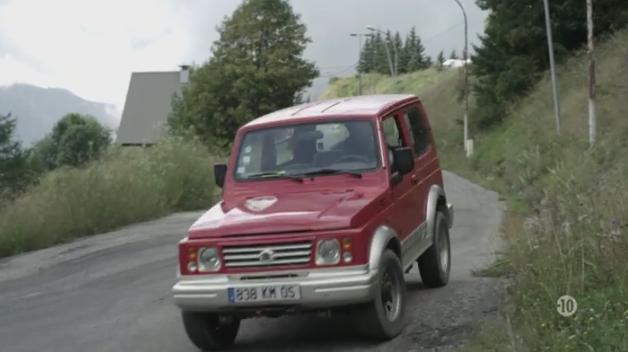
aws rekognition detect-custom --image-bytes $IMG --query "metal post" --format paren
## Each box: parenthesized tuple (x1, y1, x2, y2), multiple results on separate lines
(542, 0, 562, 136)
(453, 0, 470, 155)
(587, 0, 596, 146)
(367, 26, 395, 76)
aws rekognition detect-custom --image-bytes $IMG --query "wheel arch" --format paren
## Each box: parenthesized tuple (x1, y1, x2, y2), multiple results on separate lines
(426, 185, 452, 240)
(368, 225, 401, 271)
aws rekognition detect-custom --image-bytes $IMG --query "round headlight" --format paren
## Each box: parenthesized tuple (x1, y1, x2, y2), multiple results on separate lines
(316, 239, 340, 265)
(198, 247, 221, 272)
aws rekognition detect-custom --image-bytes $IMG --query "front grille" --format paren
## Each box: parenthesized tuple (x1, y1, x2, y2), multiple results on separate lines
(222, 241, 312, 268)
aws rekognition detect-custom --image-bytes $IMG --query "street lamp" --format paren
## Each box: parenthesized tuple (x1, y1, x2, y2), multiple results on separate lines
(350, 33, 374, 95)
(366, 26, 396, 76)
(452, 0, 470, 156)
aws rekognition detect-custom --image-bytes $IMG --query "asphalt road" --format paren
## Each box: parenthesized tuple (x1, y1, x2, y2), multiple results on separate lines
(0, 171, 503, 352)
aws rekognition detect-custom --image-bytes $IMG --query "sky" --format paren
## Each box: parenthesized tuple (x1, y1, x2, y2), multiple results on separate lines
(0, 0, 487, 119)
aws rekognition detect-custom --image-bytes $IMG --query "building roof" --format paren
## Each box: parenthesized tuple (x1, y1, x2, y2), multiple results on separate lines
(115, 71, 182, 145)
(246, 94, 416, 128)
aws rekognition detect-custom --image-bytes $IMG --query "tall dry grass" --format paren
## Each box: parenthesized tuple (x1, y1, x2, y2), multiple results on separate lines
(323, 29, 628, 351)
(0, 136, 220, 257)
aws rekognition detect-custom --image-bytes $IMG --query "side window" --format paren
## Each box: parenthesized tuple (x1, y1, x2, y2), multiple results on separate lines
(382, 116, 404, 173)
(404, 107, 430, 155)
(382, 116, 403, 148)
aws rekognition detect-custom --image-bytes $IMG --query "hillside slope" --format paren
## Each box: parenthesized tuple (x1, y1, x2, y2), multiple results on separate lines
(322, 68, 468, 168)
(0, 83, 119, 145)
(324, 30, 628, 351)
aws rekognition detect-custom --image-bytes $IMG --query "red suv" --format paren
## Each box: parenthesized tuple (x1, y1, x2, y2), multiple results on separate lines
(172, 95, 454, 350)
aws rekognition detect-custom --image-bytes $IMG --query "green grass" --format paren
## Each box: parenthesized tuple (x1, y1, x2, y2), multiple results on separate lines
(324, 30, 628, 351)
(0, 136, 219, 257)
(322, 68, 471, 172)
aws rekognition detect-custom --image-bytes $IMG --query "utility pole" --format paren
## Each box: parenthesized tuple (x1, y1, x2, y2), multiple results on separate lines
(587, 0, 596, 146)
(542, 0, 562, 136)
(350, 33, 373, 95)
(453, 0, 470, 156)
(367, 26, 396, 76)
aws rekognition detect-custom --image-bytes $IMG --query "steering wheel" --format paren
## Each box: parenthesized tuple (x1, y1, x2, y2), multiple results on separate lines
(336, 154, 370, 164)
(281, 163, 311, 171)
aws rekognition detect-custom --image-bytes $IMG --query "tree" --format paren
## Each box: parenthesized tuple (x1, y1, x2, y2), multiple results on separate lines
(403, 27, 428, 72)
(358, 36, 375, 73)
(472, 0, 628, 128)
(436, 50, 446, 71)
(393, 31, 404, 74)
(31, 113, 111, 169)
(449, 50, 458, 60)
(371, 32, 390, 75)
(169, 0, 318, 145)
(0, 113, 28, 196)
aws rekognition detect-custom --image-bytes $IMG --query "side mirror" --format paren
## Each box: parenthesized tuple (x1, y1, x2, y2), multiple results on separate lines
(214, 164, 227, 188)
(392, 147, 414, 175)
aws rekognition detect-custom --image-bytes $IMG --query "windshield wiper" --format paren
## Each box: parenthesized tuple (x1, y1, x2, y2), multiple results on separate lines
(301, 168, 363, 179)
(245, 171, 303, 182)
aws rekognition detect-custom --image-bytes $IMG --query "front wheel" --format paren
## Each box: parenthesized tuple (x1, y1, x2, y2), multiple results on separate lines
(182, 312, 240, 351)
(357, 249, 406, 340)
(417, 211, 451, 287)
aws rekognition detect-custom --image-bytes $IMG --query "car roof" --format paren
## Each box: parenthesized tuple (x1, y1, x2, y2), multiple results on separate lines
(244, 94, 417, 128)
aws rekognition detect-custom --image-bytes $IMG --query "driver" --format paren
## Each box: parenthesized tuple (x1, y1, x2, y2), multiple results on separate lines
(335, 122, 376, 161)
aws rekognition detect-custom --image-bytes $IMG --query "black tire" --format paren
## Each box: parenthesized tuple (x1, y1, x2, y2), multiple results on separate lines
(182, 312, 240, 351)
(418, 211, 451, 288)
(357, 249, 406, 340)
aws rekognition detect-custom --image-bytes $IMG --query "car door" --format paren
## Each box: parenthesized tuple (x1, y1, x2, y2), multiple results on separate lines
(400, 104, 439, 257)
(381, 113, 417, 268)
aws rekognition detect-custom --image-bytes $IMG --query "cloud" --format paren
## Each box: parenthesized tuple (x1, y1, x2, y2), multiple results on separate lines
(0, 0, 191, 110)
(0, 0, 487, 112)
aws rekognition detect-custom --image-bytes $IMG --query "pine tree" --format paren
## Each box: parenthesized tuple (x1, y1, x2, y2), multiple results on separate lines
(401, 28, 417, 73)
(358, 36, 375, 73)
(169, 0, 318, 144)
(414, 33, 428, 70)
(436, 50, 446, 71)
(437, 50, 446, 65)
(449, 49, 458, 60)
(402, 27, 428, 73)
(393, 31, 403, 75)
(372, 32, 390, 75)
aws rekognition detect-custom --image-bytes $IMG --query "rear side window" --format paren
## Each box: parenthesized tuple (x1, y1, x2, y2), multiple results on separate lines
(404, 107, 430, 155)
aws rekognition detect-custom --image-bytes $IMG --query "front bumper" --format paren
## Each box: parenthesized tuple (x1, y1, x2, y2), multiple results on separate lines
(172, 265, 377, 312)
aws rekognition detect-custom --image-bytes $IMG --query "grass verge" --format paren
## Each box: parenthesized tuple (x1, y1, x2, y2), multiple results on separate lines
(0, 136, 219, 257)
(324, 29, 628, 351)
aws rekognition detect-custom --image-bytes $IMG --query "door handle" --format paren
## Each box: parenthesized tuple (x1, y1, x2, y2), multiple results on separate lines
(410, 174, 419, 184)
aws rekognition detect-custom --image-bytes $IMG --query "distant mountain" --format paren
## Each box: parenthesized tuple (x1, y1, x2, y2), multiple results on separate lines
(0, 84, 119, 145)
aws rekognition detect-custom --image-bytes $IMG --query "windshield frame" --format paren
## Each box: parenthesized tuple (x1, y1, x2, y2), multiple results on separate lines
(232, 118, 382, 182)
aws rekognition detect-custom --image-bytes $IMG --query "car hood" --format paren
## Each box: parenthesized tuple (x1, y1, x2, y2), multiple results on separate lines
(188, 189, 385, 238)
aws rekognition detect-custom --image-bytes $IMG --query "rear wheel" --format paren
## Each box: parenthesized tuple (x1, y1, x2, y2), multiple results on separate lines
(418, 211, 451, 287)
(182, 312, 240, 351)
(357, 249, 406, 340)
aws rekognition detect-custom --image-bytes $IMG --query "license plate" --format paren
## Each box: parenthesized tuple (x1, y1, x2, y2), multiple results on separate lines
(227, 285, 301, 304)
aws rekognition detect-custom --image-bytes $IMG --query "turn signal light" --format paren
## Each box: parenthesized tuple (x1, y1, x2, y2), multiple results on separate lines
(188, 248, 197, 261)
(341, 238, 352, 251)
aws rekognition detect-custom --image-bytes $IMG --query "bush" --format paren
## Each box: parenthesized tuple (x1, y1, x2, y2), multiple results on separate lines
(0, 136, 219, 257)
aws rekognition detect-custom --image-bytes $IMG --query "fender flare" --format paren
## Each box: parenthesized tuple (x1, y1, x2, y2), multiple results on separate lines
(425, 185, 452, 242)
(368, 225, 401, 271)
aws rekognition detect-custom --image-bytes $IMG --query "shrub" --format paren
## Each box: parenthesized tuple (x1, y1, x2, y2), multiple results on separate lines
(0, 136, 219, 257)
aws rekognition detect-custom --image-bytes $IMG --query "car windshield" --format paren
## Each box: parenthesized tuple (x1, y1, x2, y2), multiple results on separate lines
(235, 120, 379, 180)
